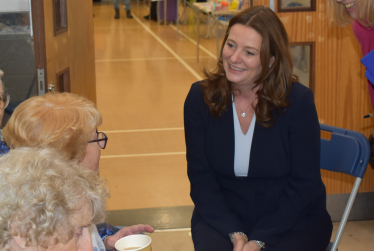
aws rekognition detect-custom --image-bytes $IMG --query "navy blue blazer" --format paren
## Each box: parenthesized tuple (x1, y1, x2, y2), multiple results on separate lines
(184, 81, 331, 246)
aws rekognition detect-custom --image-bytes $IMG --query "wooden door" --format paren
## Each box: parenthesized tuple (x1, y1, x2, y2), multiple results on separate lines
(31, 0, 97, 103)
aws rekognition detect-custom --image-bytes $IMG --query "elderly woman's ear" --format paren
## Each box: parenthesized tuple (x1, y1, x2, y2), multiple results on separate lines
(9, 224, 28, 250)
(10, 233, 27, 250)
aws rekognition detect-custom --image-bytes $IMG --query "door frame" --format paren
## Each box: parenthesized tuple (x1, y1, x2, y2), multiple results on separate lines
(31, 0, 48, 95)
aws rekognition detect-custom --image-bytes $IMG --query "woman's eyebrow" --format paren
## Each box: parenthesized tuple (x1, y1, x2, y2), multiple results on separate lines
(243, 46, 260, 52)
(226, 38, 260, 52)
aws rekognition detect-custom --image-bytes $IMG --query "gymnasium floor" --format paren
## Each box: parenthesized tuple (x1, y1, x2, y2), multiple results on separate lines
(92, 2, 374, 250)
(94, 1, 214, 212)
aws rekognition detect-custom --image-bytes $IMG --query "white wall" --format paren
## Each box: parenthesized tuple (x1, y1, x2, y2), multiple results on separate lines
(0, 0, 30, 12)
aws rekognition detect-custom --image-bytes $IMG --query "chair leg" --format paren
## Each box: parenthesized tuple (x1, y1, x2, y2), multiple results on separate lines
(325, 242, 338, 251)
(330, 178, 362, 251)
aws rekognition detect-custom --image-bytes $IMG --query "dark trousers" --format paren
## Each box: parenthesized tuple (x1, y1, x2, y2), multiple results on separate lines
(150, 1, 157, 21)
(192, 215, 333, 251)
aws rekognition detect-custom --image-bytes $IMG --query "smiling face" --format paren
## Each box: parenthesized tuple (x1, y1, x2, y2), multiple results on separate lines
(222, 24, 263, 89)
(336, 0, 357, 19)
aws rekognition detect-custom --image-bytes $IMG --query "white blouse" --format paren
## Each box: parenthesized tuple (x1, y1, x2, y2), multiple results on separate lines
(232, 101, 256, 177)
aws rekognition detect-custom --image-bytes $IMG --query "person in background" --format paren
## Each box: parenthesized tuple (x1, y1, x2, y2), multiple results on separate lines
(327, 0, 374, 163)
(0, 70, 10, 155)
(144, 1, 157, 21)
(2, 92, 154, 251)
(0, 12, 30, 31)
(0, 147, 109, 251)
(184, 6, 332, 251)
(113, 0, 133, 19)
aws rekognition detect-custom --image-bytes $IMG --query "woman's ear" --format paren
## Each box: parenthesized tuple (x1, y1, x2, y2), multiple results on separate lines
(12, 234, 28, 249)
(11, 223, 27, 249)
(269, 56, 275, 67)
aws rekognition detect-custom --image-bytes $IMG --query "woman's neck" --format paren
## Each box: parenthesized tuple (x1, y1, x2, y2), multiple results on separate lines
(233, 84, 260, 102)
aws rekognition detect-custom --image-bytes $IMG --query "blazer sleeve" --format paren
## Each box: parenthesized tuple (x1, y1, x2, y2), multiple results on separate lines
(184, 83, 245, 237)
(248, 86, 324, 245)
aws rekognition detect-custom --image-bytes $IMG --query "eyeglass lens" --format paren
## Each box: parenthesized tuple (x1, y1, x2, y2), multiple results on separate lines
(97, 132, 107, 149)
(0, 94, 9, 109)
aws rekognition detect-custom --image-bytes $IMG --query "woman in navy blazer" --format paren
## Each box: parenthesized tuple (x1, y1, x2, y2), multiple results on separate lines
(184, 6, 332, 251)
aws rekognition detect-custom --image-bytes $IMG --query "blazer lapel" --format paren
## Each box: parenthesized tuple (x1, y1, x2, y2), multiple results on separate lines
(207, 99, 236, 177)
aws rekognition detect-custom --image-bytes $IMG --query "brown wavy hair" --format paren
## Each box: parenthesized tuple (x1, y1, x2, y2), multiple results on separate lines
(201, 5, 298, 127)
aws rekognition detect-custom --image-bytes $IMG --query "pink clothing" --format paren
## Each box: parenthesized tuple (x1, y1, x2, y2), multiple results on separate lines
(353, 21, 374, 110)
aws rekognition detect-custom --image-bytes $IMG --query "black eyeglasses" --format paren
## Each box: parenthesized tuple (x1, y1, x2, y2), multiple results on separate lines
(0, 93, 10, 109)
(88, 131, 108, 149)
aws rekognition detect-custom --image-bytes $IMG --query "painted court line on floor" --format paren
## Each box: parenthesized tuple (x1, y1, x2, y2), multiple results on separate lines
(95, 56, 211, 62)
(96, 57, 175, 62)
(154, 228, 191, 233)
(132, 14, 202, 80)
(169, 24, 217, 60)
(104, 127, 184, 133)
(94, 26, 142, 30)
(101, 152, 186, 158)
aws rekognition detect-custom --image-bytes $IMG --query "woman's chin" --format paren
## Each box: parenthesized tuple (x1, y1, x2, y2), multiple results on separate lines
(347, 10, 357, 20)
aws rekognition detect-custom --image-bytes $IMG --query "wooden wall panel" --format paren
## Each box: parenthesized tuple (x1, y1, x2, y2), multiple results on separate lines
(43, 0, 96, 103)
(252, 0, 269, 7)
(252, 0, 374, 194)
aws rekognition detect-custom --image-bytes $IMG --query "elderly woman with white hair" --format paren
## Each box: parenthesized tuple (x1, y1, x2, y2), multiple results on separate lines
(2, 92, 154, 250)
(0, 147, 109, 251)
(0, 70, 10, 155)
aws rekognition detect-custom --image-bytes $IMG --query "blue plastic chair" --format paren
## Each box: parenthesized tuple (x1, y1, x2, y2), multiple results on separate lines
(320, 124, 370, 251)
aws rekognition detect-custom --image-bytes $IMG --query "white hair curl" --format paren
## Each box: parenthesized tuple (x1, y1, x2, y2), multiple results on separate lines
(0, 147, 109, 249)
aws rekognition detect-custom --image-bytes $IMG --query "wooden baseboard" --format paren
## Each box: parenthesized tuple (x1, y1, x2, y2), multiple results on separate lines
(327, 192, 374, 222)
(106, 192, 374, 229)
(106, 205, 194, 229)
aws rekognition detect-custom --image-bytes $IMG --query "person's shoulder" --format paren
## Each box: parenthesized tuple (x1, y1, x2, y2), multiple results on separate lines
(289, 81, 310, 93)
(186, 81, 205, 100)
(284, 82, 315, 113)
(0, 141, 9, 155)
(189, 81, 204, 93)
(184, 81, 209, 118)
(288, 82, 313, 100)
